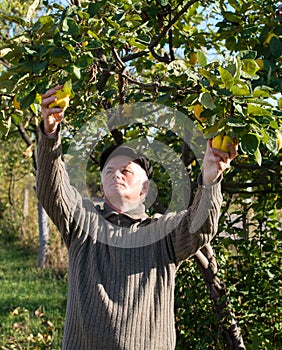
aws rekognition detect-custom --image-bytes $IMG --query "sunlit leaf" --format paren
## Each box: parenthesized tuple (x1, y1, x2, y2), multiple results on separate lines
(199, 92, 216, 110)
(219, 66, 234, 89)
(247, 103, 272, 116)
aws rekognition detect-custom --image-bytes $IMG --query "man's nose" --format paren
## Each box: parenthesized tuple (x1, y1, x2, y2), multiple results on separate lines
(113, 169, 122, 178)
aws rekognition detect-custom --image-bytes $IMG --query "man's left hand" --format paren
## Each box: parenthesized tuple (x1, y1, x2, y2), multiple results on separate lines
(202, 138, 238, 186)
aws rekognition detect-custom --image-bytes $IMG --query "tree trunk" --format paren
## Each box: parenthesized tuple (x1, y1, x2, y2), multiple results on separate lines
(194, 244, 246, 350)
(18, 123, 51, 269)
(37, 201, 50, 269)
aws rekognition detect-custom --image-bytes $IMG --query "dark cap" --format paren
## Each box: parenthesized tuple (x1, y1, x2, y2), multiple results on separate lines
(100, 144, 153, 179)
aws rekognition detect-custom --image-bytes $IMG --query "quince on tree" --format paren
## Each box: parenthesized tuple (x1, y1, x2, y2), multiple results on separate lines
(49, 80, 73, 112)
(212, 134, 234, 153)
(263, 32, 279, 47)
(193, 104, 205, 122)
(13, 95, 21, 110)
(277, 132, 282, 151)
(255, 59, 264, 71)
(189, 52, 198, 65)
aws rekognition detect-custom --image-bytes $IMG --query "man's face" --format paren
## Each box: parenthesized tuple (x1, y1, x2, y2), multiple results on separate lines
(101, 155, 149, 211)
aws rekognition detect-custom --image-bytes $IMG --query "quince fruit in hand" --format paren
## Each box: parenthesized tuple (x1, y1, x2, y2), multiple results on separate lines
(49, 80, 73, 112)
(212, 134, 234, 153)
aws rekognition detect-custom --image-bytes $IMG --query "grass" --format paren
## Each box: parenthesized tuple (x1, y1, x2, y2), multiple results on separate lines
(0, 237, 67, 349)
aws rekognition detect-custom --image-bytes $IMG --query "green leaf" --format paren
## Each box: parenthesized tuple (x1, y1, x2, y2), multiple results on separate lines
(253, 86, 271, 98)
(20, 89, 37, 109)
(62, 18, 80, 38)
(231, 83, 250, 96)
(222, 11, 242, 24)
(61, 79, 73, 97)
(199, 69, 221, 86)
(32, 60, 48, 75)
(203, 118, 224, 138)
(1, 14, 27, 28)
(128, 37, 147, 50)
(76, 53, 94, 68)
(197, 51, 207, 67)
(254, 147, 262, 165)
(136, 34, 151, 44)
(226, 37, 237, 51)
(158, 0, 169, 5)
(199, 92, 216, 110)
(241, 59, 260, 78)
(247, 103, 271, 117)
(269, 36, 282, 58)
(219, 66, 234, 89)
(12, 113, 23, 125)
(241, 133, 260, 155)
(72, 66, 81, 80)
(226, 116, 247, 127)
(0, 111, 11, 136)
(88, 1, 106, 16)
(87, 30, 100, 40)
(32, 15, 54, 32)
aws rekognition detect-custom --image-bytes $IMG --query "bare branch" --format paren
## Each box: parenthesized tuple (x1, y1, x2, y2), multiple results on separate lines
(148, 0, 199, 51)
(121, 72, 159, 90)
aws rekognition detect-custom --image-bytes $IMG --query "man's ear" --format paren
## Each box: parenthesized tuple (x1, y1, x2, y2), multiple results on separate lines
(140, 180, 150, 197)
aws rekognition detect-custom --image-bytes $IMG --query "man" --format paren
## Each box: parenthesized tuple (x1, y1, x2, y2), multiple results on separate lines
(37, 86, 237, 350)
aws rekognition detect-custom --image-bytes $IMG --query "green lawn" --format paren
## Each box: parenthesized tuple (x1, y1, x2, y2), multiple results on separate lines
(0, 238, 67, 349)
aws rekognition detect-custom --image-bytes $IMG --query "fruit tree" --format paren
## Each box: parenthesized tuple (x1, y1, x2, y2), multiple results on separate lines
(0, 0, 281, 348)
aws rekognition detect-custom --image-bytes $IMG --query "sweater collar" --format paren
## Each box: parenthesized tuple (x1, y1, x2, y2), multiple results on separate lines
(100, 202, 148, 221)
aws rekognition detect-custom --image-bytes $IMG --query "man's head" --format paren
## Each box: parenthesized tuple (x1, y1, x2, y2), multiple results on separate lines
(100, 145, 152, 212)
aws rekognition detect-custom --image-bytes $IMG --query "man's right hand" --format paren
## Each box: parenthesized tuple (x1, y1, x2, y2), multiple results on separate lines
(41, 85, 64, 135)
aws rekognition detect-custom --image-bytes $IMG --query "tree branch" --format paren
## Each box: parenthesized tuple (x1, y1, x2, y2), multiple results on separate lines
(18, 123, 33, 146)
(17, 123, 37, 171)
(121, 72, 159, 90)
(194, 244, 246, 350)
(148, 0, 199, 50)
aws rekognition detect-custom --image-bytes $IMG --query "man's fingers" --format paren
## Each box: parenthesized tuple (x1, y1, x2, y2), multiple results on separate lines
(227, 140, 238, 159)
(42, 95, 57, 109)
(211, 147, 230, 163)
(41, 85, 62, 99)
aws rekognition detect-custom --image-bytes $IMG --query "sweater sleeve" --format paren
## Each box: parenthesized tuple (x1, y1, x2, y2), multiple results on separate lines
(169, 180, 223, 265)
(36, 126, 90, 246)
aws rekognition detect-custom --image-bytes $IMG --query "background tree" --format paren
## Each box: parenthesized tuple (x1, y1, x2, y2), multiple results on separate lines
(0, 0, 281, 348)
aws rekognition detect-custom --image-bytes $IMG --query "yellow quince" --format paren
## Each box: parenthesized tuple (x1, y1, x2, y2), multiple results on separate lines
(212, 134, 234, 153)
(189, 52, 198, 65)
(13, 95, 21, 110)
(49, 80, 73, 112)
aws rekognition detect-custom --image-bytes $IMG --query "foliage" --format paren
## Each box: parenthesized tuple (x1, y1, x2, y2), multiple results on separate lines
(0, 0, 281, 348)
(175, 189, 282, 349)
(0, 132, 35, 243)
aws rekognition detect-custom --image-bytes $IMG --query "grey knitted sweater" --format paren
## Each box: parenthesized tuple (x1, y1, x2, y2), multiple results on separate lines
(36, 130, 223, 350)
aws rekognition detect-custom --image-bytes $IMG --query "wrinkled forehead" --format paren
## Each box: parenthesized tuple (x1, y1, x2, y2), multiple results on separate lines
(104, 154, 136, 170)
